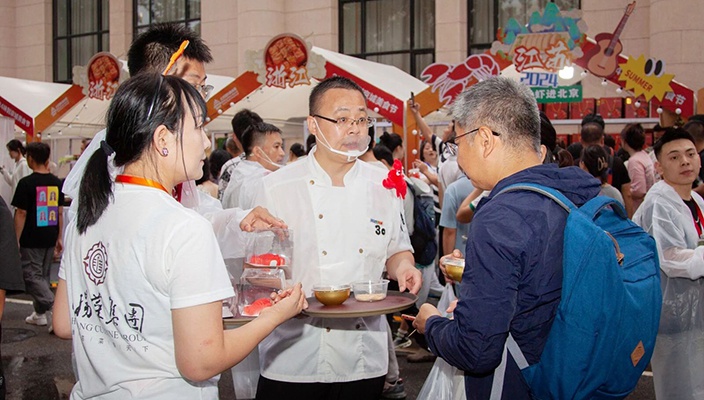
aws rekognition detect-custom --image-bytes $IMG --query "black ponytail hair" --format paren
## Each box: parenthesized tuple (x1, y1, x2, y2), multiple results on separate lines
(6, 139, 26, 156)
(580, 145, 610, 182)
(77, 73, 206, 234)
(378, 132, 403, 154)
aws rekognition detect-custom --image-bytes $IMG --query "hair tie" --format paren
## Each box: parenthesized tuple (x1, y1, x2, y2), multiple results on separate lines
(101, 140, 115, 157)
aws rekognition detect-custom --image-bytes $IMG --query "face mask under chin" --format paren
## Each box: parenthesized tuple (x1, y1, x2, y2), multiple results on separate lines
(313, 120, 370, 162)
(257, 148, 285, 170)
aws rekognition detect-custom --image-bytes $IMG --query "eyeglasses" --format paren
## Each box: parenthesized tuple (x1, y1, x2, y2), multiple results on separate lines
(194, 83, 214, 100)
(445, 127, 501, 151)
(312, 114, 377, 129)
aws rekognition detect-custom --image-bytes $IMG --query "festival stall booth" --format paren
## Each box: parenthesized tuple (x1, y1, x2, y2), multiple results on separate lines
(204, 34, 443, 169)
(0, 75, 86, 193)
(419, 1, 696, 150)
(1, 52, 236, 178)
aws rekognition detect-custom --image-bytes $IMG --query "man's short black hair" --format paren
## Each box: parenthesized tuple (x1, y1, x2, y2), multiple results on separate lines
(688, 115, 704, 125)
(580, 122, 604, 145)
(621, 123, 646, 151)
(653, 127, 696, 160)
(241, 122, 282, 156)
(309, 76, 366, 115)
(231, 109, 263, 142)
(26, 142, 50, 165)
(581, 113, 605, 130)
(127, 23, 213, 76)
(684, 120, 704, 145)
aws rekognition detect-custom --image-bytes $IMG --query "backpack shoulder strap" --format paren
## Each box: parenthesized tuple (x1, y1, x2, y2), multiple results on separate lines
(579, 195, 628, 220)
(496, 183, 575, 213)
(490, 334, 530, 400)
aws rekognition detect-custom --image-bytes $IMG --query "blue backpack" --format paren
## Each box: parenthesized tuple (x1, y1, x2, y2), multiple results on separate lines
(492, 183, 662, 400)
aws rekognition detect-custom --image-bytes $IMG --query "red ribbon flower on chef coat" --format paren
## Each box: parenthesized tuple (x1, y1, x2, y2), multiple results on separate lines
(382, 159, 407, 199)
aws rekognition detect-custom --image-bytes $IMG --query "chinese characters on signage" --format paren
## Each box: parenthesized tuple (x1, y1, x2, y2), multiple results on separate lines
(531, 85, 582, 103)
(511, 33, 574, 72)
(362, 88, 399, 115)
(0, 96, 33, 132)
(86, 53, 121, 101)
(264, 35, 311, 89)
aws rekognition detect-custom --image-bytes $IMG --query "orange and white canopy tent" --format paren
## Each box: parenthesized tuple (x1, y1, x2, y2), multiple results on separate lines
(1, 52, 238, 141)
(203, 36, 443, 164)
(0, 76, 84, 142)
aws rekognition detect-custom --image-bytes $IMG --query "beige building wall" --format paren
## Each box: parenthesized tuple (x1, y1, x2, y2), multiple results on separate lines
(0, 0, 702, 102)
(0, 0, 17, 77)
(109, 0, 133, 60)
(435, 0, 467, 63)
(11, 0, 53, 81)
(202, 0, 337, 77)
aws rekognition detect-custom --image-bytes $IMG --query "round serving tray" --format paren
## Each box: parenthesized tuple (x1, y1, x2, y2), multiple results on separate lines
(303, 291, 417, 318)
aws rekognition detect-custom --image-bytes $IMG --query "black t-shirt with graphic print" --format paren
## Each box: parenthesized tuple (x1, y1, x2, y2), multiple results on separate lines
(11, 172, 64, 248)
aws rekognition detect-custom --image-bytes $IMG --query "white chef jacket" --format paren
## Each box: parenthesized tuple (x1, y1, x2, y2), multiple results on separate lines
(255, 149, 412, 383)
(632, 180, 704, 400)
(221, 160, 268, 210)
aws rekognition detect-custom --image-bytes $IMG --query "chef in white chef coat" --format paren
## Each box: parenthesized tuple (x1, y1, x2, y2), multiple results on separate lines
(252, 76, 421, 399)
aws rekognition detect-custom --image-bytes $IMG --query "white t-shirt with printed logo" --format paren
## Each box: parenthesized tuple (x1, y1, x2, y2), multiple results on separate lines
(60, 183, 234, 400)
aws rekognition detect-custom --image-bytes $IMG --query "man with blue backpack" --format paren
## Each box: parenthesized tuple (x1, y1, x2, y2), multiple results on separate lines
(413, 77, 661, 399)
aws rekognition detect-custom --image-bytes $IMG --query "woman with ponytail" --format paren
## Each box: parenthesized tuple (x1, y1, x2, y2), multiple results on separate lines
(579, 144, 625, 206)
(1, 139, 31, 199)
(53, 73, 306, 399)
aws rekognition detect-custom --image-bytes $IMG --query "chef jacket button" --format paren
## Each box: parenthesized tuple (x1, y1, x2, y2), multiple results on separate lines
(359, 248, 364, 254)
(326, 327, 331, 332)
(322, 250, 327, 256)
(309, 180, 315, 185)
(318, 214, 323, 219)
(355, 324, 362, 330)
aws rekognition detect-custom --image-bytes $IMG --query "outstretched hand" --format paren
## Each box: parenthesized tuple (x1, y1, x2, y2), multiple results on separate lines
(261, 283, 307, 324)
(240, 206, 287, 232)
(396, 263, 423, 294)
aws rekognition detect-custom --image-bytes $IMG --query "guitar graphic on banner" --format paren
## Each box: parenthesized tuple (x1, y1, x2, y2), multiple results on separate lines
(585, 2, 636, 77)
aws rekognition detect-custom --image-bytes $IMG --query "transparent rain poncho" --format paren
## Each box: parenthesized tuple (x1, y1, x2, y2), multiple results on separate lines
(633, 180, 704, 400)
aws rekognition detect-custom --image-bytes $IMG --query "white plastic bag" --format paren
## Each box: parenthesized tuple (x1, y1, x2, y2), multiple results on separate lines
(417, 284, 466, 400)
(230, 347, 260, 399)
(417, 356, 467, 400)
(437, 283, 458, 318)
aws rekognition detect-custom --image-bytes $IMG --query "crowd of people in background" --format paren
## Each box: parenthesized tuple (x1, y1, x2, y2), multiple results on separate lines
(2, 21, 704, 400)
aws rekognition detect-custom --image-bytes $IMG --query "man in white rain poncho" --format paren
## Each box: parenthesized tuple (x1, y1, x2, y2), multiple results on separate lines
(633, 127, 704, 400)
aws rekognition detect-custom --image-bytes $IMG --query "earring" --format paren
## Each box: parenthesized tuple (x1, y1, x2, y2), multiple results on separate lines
(161, 148, 169, 157)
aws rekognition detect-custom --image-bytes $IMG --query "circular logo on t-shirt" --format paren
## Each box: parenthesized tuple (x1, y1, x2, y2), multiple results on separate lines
(83, 241, 108, 285)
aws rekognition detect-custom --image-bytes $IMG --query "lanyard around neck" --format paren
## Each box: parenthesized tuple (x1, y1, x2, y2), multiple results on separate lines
(115, 175, 168, 194)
